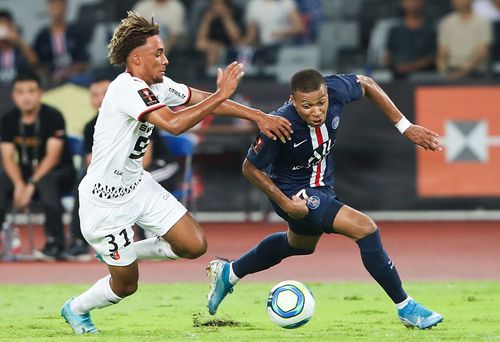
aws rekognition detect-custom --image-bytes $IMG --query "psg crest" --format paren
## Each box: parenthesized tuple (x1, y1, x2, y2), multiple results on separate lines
(332, 116, 340, 130)
(306, 196, 320, 209)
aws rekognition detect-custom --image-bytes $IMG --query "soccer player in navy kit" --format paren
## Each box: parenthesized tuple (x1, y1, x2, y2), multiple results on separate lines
(207, 70, 444, 329)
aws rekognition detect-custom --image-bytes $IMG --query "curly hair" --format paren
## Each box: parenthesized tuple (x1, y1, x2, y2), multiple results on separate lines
(108, 11, 160, 67)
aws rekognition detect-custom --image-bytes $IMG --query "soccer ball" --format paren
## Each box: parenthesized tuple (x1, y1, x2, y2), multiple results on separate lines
(267, 280, 315, 329)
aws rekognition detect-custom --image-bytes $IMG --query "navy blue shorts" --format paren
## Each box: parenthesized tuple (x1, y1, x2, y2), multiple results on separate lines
(271, 187, 344, 236)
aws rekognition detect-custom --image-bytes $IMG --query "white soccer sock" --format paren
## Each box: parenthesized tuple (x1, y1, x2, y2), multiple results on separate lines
(228, 262, 240, 285)
(134, 237, 180, 260)
(396, 296, 413, 310)
(71, 275, 122, 314)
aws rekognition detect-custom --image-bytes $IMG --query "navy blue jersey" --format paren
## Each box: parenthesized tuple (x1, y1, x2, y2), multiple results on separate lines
(246, 74, 362, 197)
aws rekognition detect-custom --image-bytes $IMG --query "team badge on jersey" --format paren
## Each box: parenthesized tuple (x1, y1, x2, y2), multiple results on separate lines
(252, 135, 265, 154)
(138, 88, 160, 106)
(110, 251, 121, 260)
(306, 196, 320, 209)
(332, 116, 340, 129)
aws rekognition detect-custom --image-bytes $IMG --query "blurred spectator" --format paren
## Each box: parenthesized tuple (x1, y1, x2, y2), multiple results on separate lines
(385, 0, 436, 78)
(294, 0, 324, 43)
(0, 10, 37, 85)
(133, 0, 186, 54)
(65, 77, 110, 260)
(195, 0, 244, 68)
(473, 0, 500, 22)
(0, 72, 76, 260)
(437, 0, 492, 79)
(33, 0, 89, 86)
(241, 0, 305, 66)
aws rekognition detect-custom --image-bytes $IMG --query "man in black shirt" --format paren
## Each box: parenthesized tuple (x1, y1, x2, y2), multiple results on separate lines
(0, 73, 75, 259)
(385, 0, 436, 78)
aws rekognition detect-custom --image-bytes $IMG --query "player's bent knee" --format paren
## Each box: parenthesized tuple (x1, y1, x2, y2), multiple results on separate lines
(111, 281, 138, 298)
(173, 235, 207, 259)
(183, 239, 207, 259)
(358, 216, 377, 238)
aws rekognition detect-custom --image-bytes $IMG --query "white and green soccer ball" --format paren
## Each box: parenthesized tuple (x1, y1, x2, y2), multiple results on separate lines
(267, 280, 315, 329)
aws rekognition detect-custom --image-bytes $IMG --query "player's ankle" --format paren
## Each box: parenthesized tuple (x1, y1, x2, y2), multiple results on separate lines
(395, 296, 413, 310)
(228, 262, 240, 285)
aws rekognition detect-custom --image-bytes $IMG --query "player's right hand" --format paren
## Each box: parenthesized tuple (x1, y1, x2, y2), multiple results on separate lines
(403, 125, 443, 151)
(287, 195, 309, 219)
(216, 61, 245, 100)
(256, 112, 293, 143)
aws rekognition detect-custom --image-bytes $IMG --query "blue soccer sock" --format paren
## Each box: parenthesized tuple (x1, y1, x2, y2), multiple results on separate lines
(232, 232, 314, 279)
(356, 228, 408, 304)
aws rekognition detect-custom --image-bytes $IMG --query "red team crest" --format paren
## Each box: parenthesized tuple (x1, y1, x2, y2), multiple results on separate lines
(138, 88, 160, 106)
(110, 251, 121, 260)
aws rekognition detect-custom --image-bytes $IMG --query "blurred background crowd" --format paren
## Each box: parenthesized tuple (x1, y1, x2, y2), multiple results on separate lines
(0, 0, 498, 92)
(0, 0, 499, 260)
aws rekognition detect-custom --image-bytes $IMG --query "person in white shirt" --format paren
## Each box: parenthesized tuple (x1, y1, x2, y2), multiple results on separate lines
(473, 0, 500, 22)
(133, 0, 186, 53)
(60, 11, 292, 335)
(240, 0, 305, 66)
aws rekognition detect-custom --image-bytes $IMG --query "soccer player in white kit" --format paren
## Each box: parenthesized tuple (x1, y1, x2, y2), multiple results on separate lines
(61, 12, 292, 334)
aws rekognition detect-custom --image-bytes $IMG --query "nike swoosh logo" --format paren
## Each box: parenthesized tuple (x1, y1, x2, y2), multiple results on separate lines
(293, 139, 308, 148)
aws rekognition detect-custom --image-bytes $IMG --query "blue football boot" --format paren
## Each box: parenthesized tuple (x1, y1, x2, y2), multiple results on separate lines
(207, 259, 234, 315)
(61, 298, 99, 334)
(398, 299, 443, 329)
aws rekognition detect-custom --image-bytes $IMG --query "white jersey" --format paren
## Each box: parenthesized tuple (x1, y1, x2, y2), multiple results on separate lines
(79, 72, 191, 206)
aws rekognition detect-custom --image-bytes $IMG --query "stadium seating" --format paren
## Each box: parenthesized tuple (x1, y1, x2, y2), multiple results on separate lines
(160, 132, 195, 210)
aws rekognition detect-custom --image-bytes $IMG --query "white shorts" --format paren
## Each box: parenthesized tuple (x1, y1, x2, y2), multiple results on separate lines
(79, 172, 187, 266)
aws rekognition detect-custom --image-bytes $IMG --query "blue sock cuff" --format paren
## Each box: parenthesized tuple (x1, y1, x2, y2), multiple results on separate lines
(355, 228, 382, 253)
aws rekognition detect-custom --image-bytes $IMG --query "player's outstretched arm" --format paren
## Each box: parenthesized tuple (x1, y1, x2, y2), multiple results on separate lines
(187, 89, 293, 143)
(356, 74, 443, 151)
(145, 62, 244, 135)
(242, 158, 308, 219)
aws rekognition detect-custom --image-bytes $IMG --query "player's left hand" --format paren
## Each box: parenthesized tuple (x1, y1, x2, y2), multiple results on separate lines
(287, 195, 309, 219)
(403, 125, 443, 151)
(256, 112, 292, 143)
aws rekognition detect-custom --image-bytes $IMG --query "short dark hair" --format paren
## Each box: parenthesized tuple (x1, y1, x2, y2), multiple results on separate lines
(290, 69, 325, 94)
(90, 74, 111, 85)
(0, 10, 13, 22)
(13, 72, 42, 87)
(108, 11, 160, 67)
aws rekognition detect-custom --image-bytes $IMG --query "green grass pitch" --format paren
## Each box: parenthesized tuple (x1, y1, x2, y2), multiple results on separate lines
(1, 281, 499, 341)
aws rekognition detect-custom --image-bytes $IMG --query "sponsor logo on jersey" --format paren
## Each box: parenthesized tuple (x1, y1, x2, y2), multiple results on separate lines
(252, 135, 265, 154)
(293, 139, 308, 148)
(332, 116, 340, 129)
(291, 140, 333, 171)
(169, 87, 186, 99)
(306, 195, 320, 209)
(138, 88, 160, 106)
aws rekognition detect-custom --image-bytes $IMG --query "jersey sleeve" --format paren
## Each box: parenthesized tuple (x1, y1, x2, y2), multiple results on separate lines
(0, 113, 15, 142)
(324, 74, 363, 105)
(47, 109, 67, 140)
(245, 132, 279, 170)
(113, 76, 166, 121)
(156, 76, 192, 107)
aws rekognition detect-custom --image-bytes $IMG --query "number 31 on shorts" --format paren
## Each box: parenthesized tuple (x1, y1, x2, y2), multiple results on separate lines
(105, 228, 132, 253)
